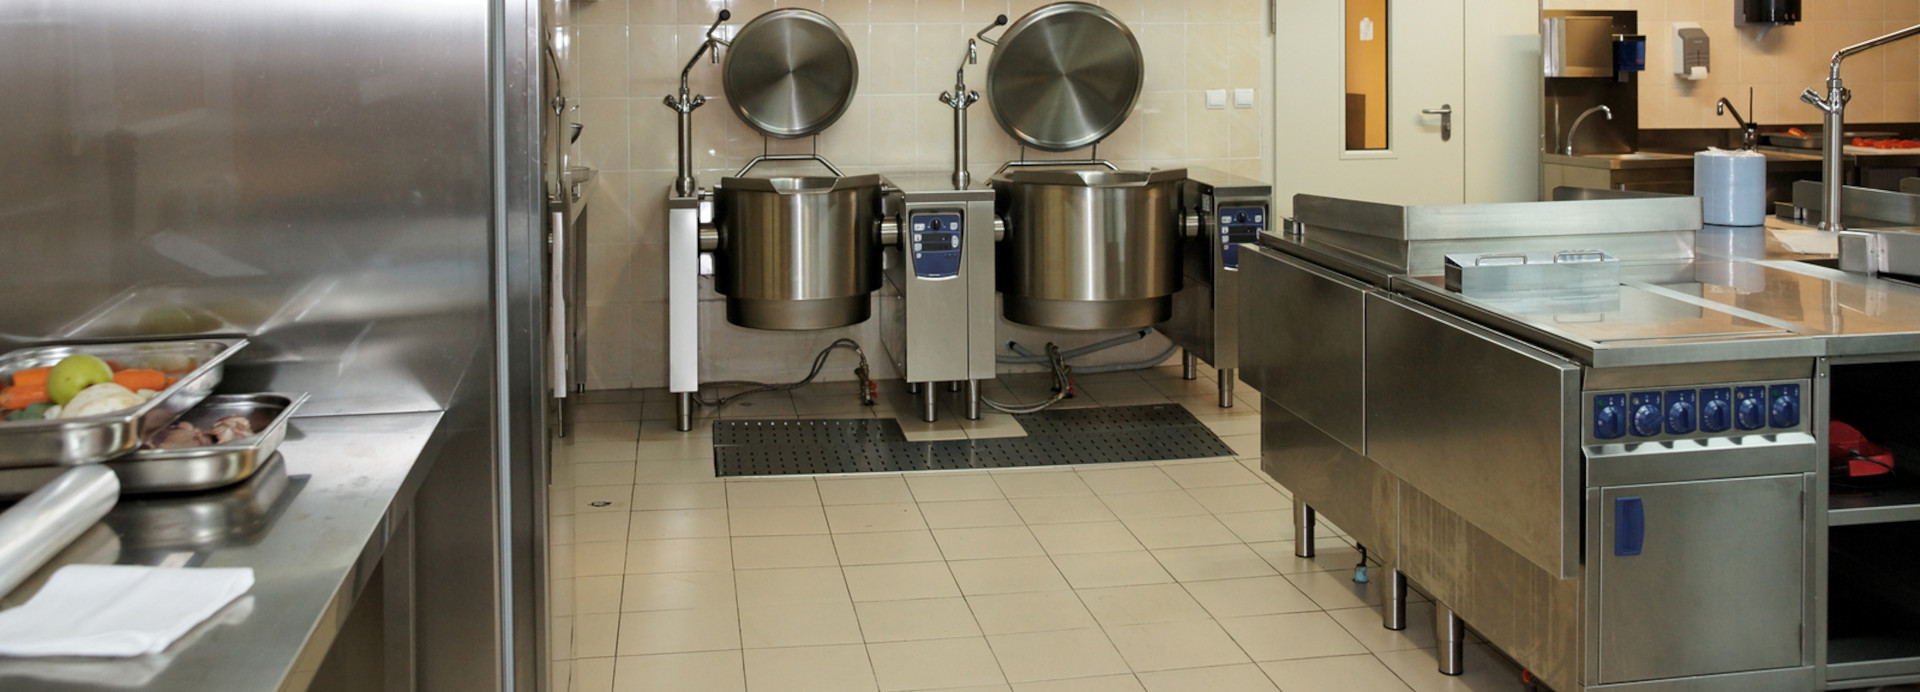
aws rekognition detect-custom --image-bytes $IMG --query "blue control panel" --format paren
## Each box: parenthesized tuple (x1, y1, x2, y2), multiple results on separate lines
(910, 212, 962, 279)
(1218, 205, 1266, 270)
(1591, 381, 1805, 442)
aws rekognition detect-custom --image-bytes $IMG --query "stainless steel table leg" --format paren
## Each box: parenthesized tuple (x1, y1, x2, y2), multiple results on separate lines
(1294, 503, 1316, 558)
(909, 382, 921, 395)
(676, 392, 692, 432)
(1217, 368, 1236, 408)
(965, 380, 981, 420)
(1383, 569, 1408, 631)
(1436, 605, 1465, 676)
(1182, 349, 1198, 380)
(948, 381, 962, 392)
(922, 384, 938, 423)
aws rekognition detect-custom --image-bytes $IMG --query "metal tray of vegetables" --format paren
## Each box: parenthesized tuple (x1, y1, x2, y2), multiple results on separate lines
(0, 339, 248, 467)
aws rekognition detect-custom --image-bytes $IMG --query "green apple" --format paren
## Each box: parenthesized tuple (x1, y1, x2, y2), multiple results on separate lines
(48, 354, 114, 405)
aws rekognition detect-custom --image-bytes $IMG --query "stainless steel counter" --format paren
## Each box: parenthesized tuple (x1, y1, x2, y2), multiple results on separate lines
(0, 411, 444, 691)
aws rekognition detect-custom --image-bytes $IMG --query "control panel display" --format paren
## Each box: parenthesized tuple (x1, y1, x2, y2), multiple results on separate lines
(910, 212, 962, 279)
(1587, 380, 1808, 444)
(1218, 205, 1266, 270)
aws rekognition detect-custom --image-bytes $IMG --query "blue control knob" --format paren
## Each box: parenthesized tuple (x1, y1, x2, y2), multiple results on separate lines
(1595, 404, 1625, 440)
(1631, 403, 1663, 437)
(1667, 400, 1696, 435)
(1735, 386, 1767, 431)
(1701, 397, 1731, 433)
(1770, 389, 1800, 429)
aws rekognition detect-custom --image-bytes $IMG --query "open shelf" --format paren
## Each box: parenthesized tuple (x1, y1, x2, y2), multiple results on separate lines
(1829, 523, 1920, 683)
(1829, 363, 1920, 526)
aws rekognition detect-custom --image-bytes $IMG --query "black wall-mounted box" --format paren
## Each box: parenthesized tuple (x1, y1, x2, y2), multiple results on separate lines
(1743, 0, 1800, 25)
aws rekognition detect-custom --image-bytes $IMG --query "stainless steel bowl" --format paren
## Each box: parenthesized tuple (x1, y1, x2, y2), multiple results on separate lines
(992, 168, 1187, 329)
(713, 175, 885, 330)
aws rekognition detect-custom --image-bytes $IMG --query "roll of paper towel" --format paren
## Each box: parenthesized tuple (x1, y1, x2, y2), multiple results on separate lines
(1695, 148, 1766, 226)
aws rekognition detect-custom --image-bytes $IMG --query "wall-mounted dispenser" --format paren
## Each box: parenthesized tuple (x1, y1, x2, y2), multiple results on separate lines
(1674, 22, 1709, 80)
(1612, 34, 1646, 80)
(1739, 0, 1799, 40)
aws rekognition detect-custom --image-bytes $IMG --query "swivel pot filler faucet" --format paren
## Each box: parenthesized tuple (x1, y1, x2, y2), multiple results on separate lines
(663, 10, 731, 197)
(1800, 22, 1920, 231)
(939, 15, 1007, 190)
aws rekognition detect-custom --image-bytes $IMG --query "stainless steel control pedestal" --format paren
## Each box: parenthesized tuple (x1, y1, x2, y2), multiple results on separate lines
(1158, 168, 1271, 409)
(879, 174, 999, 422)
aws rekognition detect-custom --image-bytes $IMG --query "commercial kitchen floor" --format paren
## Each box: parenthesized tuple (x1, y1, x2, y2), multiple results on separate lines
(546, 364, 1531, 692)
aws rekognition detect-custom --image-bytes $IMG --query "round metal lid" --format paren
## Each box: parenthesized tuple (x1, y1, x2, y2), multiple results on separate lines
(986, 2, 1144, 152)
(722, 9, 860, 139)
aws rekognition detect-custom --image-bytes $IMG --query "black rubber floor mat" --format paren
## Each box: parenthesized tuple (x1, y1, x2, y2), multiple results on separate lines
(714, 404, 1237, 477)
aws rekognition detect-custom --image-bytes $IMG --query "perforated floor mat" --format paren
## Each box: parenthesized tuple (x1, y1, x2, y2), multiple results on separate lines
(713, 404, 1237, 477)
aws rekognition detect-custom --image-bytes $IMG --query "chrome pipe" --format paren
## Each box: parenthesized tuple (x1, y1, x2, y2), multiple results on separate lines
(948, 381, 962, 393)
(880, 220, 900, 247)
(921, 384, 939, 423)
(1217, 368, 1235, 408)
(1383, 569, 1409, 631)
(1804, 23, 1920, 232)
(0, 466, 119, 598)
(1561, 105, 1611, 155)
(1293, 503, 1316, 558)
(698, 226, 719, 252)
(665, 10, 731, 197)
(675, 392, 692, 432)
(965, 380, 981, 420)
(1182, 349, 1197, 380)
(1436, 605, 1466, 676)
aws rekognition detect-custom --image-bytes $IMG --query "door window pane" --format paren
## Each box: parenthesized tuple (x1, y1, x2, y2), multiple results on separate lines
(1344, 0, 1388, 151)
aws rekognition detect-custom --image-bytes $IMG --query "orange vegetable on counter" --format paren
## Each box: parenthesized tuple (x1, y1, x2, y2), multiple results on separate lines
(11, 367, 48, 388)
(1787, 127, 1807, 137)
(0, 383, 50, 411)
(112, 369, 168, 392)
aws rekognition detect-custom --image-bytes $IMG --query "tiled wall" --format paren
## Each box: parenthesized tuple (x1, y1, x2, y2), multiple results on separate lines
(1544, 0, 1920, 127)
(569, 0, 1274, 389)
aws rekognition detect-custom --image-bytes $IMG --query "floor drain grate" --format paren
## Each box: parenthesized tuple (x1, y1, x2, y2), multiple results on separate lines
(713, 404, 1238, 477)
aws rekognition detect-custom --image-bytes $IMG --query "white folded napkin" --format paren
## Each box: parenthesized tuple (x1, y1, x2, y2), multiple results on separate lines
(0, 565, 254, 657)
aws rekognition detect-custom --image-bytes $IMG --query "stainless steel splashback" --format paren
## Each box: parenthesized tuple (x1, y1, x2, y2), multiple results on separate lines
(0, 0, 493, 417)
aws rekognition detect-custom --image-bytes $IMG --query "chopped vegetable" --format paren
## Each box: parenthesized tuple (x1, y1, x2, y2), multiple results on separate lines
(11, 367, 49, 388)
(5, 402, 51, 422)
(0, 383, 49, 411)
(59, 383, 151, 419)
(1786, 127, 1807, 138)
(112, 369, 168, 392)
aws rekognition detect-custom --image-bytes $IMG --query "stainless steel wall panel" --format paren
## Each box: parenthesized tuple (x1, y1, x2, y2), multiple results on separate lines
(1240, 247, 1369, 452)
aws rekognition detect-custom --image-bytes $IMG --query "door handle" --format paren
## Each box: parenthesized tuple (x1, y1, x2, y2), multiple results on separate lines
(1422, 104, 1453, 142)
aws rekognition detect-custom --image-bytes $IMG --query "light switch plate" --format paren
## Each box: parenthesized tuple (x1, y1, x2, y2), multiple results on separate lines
(1205, 89, 1227, 110)
(1233, 88, 1255, 109)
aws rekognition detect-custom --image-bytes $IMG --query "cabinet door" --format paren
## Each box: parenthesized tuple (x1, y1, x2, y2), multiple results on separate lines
(1597, 475, 1805, 683)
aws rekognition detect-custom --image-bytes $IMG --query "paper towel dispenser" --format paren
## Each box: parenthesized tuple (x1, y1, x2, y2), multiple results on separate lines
(1743, 0, 1800, 25)
(1675, 23, 1708, 80)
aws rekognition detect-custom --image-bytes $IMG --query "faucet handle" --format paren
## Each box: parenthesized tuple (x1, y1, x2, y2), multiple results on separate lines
(1800, 88, 1831, 112)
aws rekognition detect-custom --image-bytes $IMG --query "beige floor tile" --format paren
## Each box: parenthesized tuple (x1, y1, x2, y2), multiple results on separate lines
(735, 566, 851, 606)
(630, 482, 728, 510)
(950, 556, 1073, 598)
(564, 440, 640, 462)
(1099, 490, 1208, 520)
(576, 574, 625, 615)
(576, 484, 636, 514)
(615, 607, 741, 655)
(575, 612, 620, 658)
(628, 508, 730, 539)
(1249, 540, 1363, 575)
(577, 540, 630, 577)
(794, 394, 877, 416)
(576, 462, 638, 487)
(818, 476, 916, 505)
(1204, 417, 1262, 438)
(1104, 619, 1252, 672)
(986, 629, 1129, 683)
(551, 616, 572, 661)
(633, 457, 724, 484)
(727, 478, 822, 507)
(730, 506, 831, 536)
(919, 499, 1024, 529)
(845, 561, 963, 601)
(744, 644, 878, 692)
(1328, 602, 1437, 653)
(1075, 467, 1179, 494)
(576, 513, 631, 543)
(1050, 551, 1174, 589)
(1076, 583, 1210, 627)
(960, 414, 1028, 439)
(1159, 460, 1264, 489)
(1180, 576, 1322, 618)
(1217, 433, 1260, 458)
(855, 597, 984, 642)
(550, 659, 573, 692)
(622, 571, 736, 612)
(732, 534, 841, 569)
(625, 537, 733, 573)
(868, 637, 1007, 691)
(834, 530, 946, 565)
(1120, 514, 1241, 550)
(574, 656, 615, 692)
(1028, 522, 1145, 555)
(991, 471, 1095, 498)
(1285, 568, 1385, 610)
(1214, 511, 1290, 543)
(1153, 544, 1278, 582)
(1257, 654, 1413, 692)
(906, 474, 1006, 502)
(551, 576, 576, 618)
(1374, 643, 1529, 692)
(1219, 612, 1370, 661)
(1186, 484, 1288, 514)
(613, 651, 746, 692)
(827, 503, 931, 533)
(1012, 675, 1144, 692)
(1136, 664, 1277, 692)
(933, 526, 1045, 560)
(967, 591, 1099, 634)
(550, 543, 576, 581)
(1008, 496, 1118, 525)
(635, 435, 714, 462)
(574, 420, 641, 442)
(740, 601, 864, 648)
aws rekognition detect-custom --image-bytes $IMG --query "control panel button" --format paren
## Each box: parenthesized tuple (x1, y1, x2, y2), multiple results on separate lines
(1629, 392, 1663, 438)
(1699, 388, 1732, 433)
(1217, 205, 1267, 271)
(1593, 394, 1627, 440)
(907, 212, 963, 279)
(1734, 386, 1767, 431)
(1769, 384, 1801, 429)
(1664, 390, 1696, 435)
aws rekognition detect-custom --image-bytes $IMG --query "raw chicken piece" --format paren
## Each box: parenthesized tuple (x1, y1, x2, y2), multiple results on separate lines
(207, 416, 252, 444)
(150, 422, 208, 449)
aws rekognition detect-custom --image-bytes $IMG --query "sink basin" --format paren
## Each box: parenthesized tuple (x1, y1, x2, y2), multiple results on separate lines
(1543, 151, 1694, 170)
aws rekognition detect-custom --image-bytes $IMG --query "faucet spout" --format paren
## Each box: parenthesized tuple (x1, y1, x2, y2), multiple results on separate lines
(1562, 105, 1612, 156)
(1806, 21, 1920, 232)
(1715, 98, 1758, 150)
(940, 14, 1007, 190)
(666, 9, 731, 198)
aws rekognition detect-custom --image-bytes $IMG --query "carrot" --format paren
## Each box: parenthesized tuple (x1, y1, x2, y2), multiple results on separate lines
(0, 383, 49, 410)
(10, 367, 48, 388)
(113, 369, 168, 392)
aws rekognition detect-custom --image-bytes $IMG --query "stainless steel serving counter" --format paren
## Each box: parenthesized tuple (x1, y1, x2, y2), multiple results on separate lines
(0, 411, 444, 691)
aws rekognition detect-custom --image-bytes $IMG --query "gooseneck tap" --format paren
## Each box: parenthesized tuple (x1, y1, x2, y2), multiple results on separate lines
(1561, 105, 1611, 156)
(940, 15, 1007, 190)
(1715, 98, 1758, 150)
(1802, 22, 1920, 231)
(664, 10, 731, 197)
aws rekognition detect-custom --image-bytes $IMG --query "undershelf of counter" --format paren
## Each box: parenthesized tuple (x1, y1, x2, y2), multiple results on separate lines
(1829, 522, 1920, 684)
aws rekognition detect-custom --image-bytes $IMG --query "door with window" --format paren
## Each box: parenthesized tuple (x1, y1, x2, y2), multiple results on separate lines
(1269, 0, 1539, 215)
